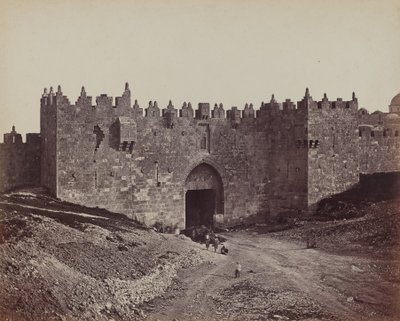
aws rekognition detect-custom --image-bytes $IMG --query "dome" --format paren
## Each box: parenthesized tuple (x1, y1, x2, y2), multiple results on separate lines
(390, 92, 400, 106)
(386, 113, 400, 120)
(358, 108, 368, 115)
(373, 125, 384, 131)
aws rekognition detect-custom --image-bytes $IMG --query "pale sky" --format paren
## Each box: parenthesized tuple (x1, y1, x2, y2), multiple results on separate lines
(0, 0, 399, 137)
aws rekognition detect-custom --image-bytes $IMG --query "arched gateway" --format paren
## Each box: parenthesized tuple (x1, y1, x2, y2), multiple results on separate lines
(184, 163, 224, 228)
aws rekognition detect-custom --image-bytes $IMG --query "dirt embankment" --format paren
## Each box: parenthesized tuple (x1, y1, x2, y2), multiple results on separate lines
(0, 190, 206, 321)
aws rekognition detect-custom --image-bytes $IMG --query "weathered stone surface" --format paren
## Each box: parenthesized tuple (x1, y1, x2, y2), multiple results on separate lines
(1, 85, 400, 229)
(0, 127, 40, 192)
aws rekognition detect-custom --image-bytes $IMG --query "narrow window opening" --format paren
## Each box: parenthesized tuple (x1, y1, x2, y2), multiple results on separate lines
(309, 140, 313, 148)
(395, 130, 399, 137)
(155, 161, 160, 187)
(383, 130, 387, 137)
(93, 125, 105, 150)
(371, 131, 375, 137)
(359, 129, 362, 137)
(94, 169, 97, 188)
(314, 140, 319, 148)
(201, 136, 207, 149)
(129, 141, 135, 153)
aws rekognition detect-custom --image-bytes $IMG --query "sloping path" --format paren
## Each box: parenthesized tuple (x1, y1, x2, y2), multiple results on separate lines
(144, 231, 398, 321)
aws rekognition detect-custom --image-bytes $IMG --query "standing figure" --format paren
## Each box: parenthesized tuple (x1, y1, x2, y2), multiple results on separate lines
(213, 236, 220, 253)
(235, 262, 241, 278)
(205, 232, 210, 250)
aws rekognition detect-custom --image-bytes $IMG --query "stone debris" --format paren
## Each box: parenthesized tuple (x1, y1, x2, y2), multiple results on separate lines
(211, 280, 330, 321)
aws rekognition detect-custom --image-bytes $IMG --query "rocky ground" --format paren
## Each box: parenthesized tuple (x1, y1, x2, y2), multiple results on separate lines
(0, 189, 210, 321)
(0, 187, 399, 321)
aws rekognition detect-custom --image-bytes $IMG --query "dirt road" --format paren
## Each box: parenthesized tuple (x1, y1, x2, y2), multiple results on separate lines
(144, 231, 399, 321)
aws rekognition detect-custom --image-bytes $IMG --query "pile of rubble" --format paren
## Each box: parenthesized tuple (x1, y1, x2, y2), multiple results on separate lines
(211, 279, 329, 321)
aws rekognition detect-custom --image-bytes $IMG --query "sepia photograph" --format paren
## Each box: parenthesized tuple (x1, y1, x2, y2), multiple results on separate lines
(0, 0, 399, 320)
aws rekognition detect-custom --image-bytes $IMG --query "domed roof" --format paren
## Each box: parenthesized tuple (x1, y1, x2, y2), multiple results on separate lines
(390, 92, 400, 106)
(386, 113, 400, 120)
(358, 108, 368, 115)
(373, 125, 384, 131)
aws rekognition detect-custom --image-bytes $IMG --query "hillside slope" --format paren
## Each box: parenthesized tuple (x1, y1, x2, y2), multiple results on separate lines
(0, 190, 207, 321)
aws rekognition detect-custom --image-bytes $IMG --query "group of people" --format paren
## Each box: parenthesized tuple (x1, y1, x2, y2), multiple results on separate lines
(204, 231, 241, 278)
(204, 231, 228, 254)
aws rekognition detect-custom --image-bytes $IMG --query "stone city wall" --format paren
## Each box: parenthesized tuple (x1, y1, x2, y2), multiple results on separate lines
(40, 84, 313, 228)
(2, 83, 399, 229)
(0, 127, 41, 193)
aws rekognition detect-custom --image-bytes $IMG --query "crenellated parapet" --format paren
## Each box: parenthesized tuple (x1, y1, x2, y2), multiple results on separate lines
(132, 99, 143, 116)
(0, 126, 41, 193)
(226, 106, 241, 127)
(3, 126, 22, 145)
(282, 99, 296, 113)
(41, 86, 71, 108)
(242, 103, 254, 118)
(212, 103, 225, 119)
(115, 82, 131, 109)
(145, 101, 160, 117)
(96, 94, 113, 109)
(76, 86, 93, 106)
(39, 84, 361, 131)
(0, 126, 40, 146)
(180, 102, 194, 118)
(196, 103, 210, 120)
(264, 94, 281, 114)
(162, 100, 177, 128)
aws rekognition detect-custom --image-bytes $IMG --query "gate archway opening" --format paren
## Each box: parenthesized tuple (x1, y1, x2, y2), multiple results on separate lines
(184, 163, 224, 229)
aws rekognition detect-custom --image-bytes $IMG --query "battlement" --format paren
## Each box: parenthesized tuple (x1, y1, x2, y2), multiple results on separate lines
(0, 126, 41, 193)
(1, 126, 41, 145)
(40, 84, 359, 130)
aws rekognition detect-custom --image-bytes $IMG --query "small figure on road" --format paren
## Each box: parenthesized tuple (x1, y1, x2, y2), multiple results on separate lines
(210, 230, 216, 240)
(235, 262, 241, 278)
(213, 236, 220, 253)
(205, 232, 210, 250)
(220, 244, 228, 255)
(306, 228, 317, 249)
